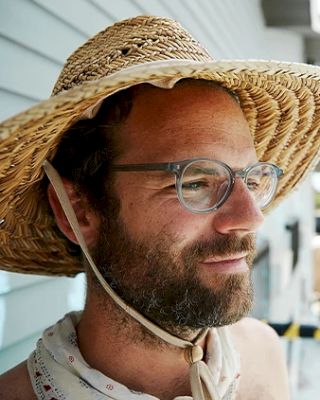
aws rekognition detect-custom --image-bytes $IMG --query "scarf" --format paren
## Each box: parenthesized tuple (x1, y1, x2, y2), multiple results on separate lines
(27, 312, 240, 400)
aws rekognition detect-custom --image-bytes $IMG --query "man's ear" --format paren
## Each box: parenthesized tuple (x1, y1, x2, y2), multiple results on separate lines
(47, 179, 100, 247)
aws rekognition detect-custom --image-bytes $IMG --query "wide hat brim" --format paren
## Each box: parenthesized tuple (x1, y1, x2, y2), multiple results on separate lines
(1, 59, 320, 276)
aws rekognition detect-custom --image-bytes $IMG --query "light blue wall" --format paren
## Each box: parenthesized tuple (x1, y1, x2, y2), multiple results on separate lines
(0, 0, 306, 376)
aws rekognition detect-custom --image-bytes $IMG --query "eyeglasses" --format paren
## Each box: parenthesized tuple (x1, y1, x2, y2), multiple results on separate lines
(111, 158, 283, 214)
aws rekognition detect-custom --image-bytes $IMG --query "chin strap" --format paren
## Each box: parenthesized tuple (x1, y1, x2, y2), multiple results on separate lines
(43, 160, 223, 400)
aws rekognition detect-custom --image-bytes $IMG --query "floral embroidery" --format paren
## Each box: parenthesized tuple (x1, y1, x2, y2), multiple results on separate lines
(68, 355, 75, 363)
(43, 384, 52, 391)
(79, 378, 90, 389)
(68, 331, 78, 347)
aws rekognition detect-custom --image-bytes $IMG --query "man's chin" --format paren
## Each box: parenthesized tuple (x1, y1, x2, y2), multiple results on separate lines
(196, 272, 253, 327)
(197, 265, 251, 293)
(139, 275, 254, 334)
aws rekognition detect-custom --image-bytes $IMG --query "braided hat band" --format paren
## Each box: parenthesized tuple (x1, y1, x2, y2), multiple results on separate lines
(1, 15, 320, 276)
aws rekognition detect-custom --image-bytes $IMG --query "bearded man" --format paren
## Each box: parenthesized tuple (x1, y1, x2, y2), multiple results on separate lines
(1, 15, 320, 400)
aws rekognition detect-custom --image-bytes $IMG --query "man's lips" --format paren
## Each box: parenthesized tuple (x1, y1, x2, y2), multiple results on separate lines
(202, 252, 248, 263)
(199, 253, 249, 273)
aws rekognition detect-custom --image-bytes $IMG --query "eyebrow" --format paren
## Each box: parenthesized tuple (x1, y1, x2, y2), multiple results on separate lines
(111, 159, 258, 173)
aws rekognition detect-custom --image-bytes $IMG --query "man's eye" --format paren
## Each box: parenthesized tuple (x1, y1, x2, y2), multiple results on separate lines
(182, 181, 208, 191)
(247, 180, 260, 191)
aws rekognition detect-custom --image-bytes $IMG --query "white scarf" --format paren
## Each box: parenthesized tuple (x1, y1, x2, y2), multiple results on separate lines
(27, 312, 240, 400)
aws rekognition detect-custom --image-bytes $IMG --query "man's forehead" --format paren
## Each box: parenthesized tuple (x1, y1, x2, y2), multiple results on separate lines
(139, 136, 257, 167)
(118, 82, 254, 163)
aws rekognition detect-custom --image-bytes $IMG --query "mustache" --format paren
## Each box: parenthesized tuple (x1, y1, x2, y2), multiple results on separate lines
(181, 233, 257, 264)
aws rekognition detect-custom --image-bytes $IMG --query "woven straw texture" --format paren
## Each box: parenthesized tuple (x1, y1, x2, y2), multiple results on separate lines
(1, 15, 320, 276)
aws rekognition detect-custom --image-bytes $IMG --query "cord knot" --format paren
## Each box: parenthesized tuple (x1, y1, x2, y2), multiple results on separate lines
(184, 345, 204, 365)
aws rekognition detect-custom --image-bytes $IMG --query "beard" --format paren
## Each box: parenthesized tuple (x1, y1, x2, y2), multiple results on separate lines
(91, 214, 256, 336)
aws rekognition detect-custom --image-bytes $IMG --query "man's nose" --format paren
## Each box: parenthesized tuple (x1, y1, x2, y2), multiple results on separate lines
(213, 178, 265, 235)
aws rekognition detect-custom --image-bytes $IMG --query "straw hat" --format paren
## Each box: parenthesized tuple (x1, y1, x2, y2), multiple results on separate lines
(1, 15, 320, 277)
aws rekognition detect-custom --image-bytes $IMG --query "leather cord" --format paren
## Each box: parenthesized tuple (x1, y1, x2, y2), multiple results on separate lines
(43, 160, 222, 400)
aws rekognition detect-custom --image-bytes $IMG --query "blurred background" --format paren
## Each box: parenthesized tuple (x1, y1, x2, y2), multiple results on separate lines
(0, 0, 320, 398)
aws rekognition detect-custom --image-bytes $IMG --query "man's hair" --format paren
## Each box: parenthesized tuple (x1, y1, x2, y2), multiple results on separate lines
(49, 85, 137, 258)
(51, 88, 134, 211)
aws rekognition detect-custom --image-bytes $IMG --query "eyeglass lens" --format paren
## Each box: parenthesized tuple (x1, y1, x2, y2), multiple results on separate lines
(245, 164, 277, 209)
(179, 160, 278, 212)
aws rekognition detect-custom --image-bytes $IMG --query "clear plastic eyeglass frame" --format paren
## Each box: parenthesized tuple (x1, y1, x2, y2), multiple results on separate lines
(111, 158, 284, 214)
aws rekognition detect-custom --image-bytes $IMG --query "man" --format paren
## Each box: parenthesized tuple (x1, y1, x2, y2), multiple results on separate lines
(1, 15, 319, 400)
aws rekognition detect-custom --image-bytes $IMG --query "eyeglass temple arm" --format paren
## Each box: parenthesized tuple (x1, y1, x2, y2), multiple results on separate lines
(111, 162, 178, 172)
(234, 164, 284, 179)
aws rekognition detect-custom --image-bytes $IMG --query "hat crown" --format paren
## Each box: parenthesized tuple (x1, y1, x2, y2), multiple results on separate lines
(52, 15, 213, 95)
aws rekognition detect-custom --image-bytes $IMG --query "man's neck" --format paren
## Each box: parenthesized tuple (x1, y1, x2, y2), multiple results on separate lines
(76, 292, 206, 399)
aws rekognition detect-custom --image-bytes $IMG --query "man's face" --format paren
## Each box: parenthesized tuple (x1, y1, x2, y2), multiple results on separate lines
(92, 82, 264, 335)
